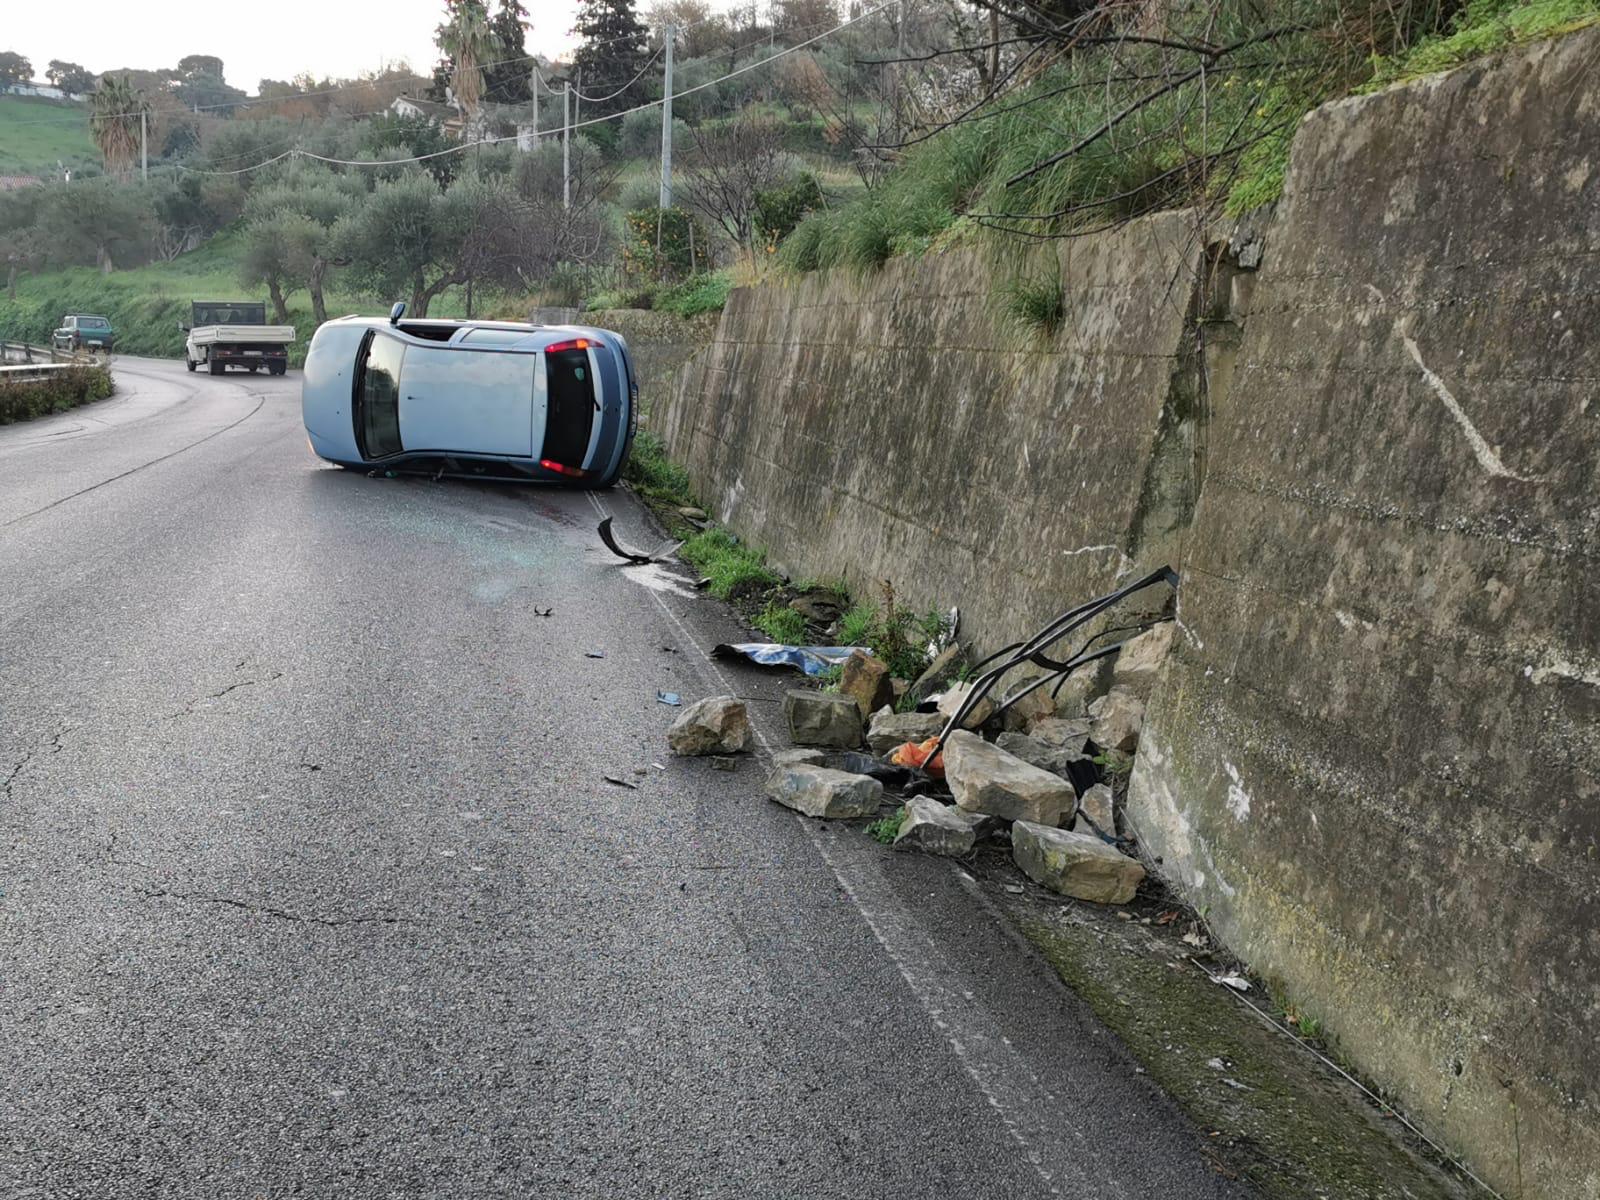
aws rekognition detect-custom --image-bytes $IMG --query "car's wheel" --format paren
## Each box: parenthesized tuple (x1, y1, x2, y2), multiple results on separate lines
(247, 364, 259, 373)
(270, 364, 286, 376)
(185, 357, 196, 372)
(208, 359, 223, 375)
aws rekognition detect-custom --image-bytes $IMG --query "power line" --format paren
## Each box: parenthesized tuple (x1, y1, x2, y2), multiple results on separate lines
(174, 3, 897, 176)
(568, 47, 664, 104)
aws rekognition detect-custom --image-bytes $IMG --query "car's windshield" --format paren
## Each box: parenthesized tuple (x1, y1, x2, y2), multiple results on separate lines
(78, 317, 110, 330)
(357, 333, 405, 459)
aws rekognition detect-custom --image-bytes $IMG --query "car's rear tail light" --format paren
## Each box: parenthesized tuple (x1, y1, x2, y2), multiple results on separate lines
(540, 459, 588, 478)
(545, 338, 603, 354)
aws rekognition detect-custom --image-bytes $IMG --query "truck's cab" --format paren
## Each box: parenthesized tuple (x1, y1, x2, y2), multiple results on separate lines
(183, 301, 295, 376)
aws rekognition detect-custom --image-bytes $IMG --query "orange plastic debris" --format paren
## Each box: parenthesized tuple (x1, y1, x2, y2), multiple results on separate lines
(890, 737, 945, 777)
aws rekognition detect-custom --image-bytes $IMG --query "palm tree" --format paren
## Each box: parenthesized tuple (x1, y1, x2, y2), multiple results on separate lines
(441, 1, 494, 127)
(89, 75, 150, 181)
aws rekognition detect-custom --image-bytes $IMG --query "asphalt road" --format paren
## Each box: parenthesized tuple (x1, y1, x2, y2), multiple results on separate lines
(0, 357, 1252, 1199)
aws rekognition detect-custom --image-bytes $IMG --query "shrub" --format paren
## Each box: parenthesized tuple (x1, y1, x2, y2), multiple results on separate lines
(0, 365, 113, 423)
(755, 600, 807, 645)
(622, 206, 712, 282)
(655, 271, 731, 318)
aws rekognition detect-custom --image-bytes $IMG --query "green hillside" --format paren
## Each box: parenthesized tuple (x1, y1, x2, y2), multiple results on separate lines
(0, 229, 488, 365)
(0, 95, 100, 178)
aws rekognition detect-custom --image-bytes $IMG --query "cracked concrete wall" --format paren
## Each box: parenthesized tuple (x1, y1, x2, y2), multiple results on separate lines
(1125, 29, 1600, 1200)
(653, 212, 1206, 649)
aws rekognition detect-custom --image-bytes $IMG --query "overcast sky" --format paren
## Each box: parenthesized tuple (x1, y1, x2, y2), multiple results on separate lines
(6, 0, 588, 92)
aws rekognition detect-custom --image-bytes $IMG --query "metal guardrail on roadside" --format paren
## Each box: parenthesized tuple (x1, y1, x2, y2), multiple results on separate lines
(1, 341, 106, 376)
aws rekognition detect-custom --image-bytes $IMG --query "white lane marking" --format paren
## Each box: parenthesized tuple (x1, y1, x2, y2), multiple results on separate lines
(584, 490, 1123, 1199)
(1401, 333, 1538, 483)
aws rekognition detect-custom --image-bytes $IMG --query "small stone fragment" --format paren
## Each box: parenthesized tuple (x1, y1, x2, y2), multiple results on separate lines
(710, 756, 739, 772)
(765, 763, 883, 819)
(936, 682, 995, 730)
(909, 642, 966, 703)
(1088, 686, 1145, 753)
(999, 680, 1057, 732)
(677, 505, 708, 520)
(943, 730, 1075, 825)
(1011, 821, 1146, 904)
(1076, 782, 1116, 836)
(995, 731, 1078, 777)
(839, 650, 894, 719)
(866, 709, 945, 756)
(784, 689, 864, 747)
(667, 696, 750, 756)
(772, 748, 830, 768)
(1111, 622, 1176, 698)
(788, 587, 845, 626)
(1027, 717, 1092, 753)
(893, 796, 990, 857)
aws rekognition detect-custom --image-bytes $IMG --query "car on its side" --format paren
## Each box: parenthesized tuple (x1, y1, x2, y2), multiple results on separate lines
(52, 314, 116, 353)
(300, 305, 638, 486)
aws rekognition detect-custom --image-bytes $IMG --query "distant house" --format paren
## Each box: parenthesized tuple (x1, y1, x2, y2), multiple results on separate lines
(388, 94, 466, 138)
(5, 81, 74, 100)
(387, 94, 541, 150)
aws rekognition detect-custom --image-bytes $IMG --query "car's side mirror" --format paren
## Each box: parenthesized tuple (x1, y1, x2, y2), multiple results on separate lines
(389, 301, 406, 325)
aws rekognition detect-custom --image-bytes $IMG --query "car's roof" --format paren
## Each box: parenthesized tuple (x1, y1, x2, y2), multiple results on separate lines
(69, 313, 110, 320)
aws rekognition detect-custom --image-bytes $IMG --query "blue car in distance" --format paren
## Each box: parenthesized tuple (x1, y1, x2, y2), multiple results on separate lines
(301, 304, 638, 486)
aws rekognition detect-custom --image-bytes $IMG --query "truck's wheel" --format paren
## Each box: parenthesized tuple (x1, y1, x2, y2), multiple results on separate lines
(247, 364, 258, 373)
(271, 364, 286, 376)
(208, 359, 223, 376)
(185, 357, 196, 372)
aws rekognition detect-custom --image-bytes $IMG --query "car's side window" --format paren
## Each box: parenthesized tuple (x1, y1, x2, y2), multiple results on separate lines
(357, 333, 406, 458)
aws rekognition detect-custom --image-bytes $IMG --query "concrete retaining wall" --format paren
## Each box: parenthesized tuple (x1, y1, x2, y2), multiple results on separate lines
(1125, 30, 1600, 1199)
(655, 212, 1210, 648)
(652, 28, 1600, 1197)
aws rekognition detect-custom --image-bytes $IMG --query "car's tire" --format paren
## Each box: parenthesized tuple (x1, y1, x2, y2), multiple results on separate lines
(185, 357, 196, 372)
(247, 364, 258, 373)
(208, 359, 223, 375)
(270, 364, 286, 376)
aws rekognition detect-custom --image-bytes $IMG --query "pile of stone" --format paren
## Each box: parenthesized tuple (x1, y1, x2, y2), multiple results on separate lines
(667, 623, 1174, 908)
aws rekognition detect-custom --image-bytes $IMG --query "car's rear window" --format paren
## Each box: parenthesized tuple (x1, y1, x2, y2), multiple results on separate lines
(358, 334, 405, 458)
(542, 344, 596, 466)
(79, 317, 110, 330)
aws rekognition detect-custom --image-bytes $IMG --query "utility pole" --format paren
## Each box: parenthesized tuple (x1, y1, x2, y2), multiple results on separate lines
(658, 24, 674, 209)
(562, 81, 571, 210)
(140, 109, 148, 182)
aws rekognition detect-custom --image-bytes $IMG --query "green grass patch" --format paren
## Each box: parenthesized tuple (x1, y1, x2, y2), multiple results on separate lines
(624, 429, 696, 507)
(1000, 273, 1067, 338)
(0, 95, 100, 178)
(0, 364, 113, 423)
(867, 807, 907, 844)
(1366, 0, 1600, 88)
(754, 600, 807, 645)
(678, 528, 780, 600)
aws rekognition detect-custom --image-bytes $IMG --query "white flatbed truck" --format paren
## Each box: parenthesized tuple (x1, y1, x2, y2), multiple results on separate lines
(183, 301, 295, 376)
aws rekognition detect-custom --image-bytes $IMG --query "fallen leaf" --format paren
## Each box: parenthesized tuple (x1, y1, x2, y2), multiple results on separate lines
(602, 775, 639, 790)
